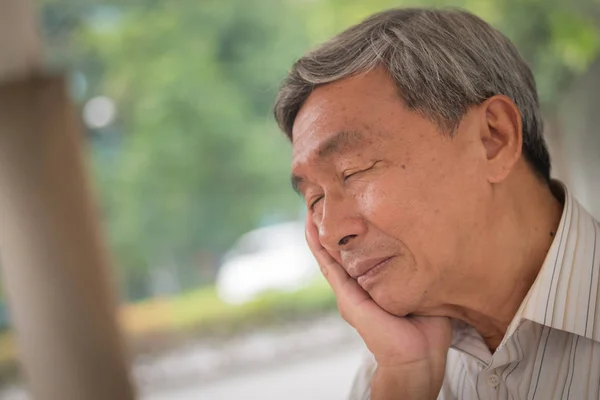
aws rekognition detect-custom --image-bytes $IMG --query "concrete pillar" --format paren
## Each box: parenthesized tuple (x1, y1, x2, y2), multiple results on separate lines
(0, 1, 136, 399)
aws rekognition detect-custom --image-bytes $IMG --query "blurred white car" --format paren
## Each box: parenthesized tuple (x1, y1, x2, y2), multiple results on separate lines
(216, 221, 320, 304)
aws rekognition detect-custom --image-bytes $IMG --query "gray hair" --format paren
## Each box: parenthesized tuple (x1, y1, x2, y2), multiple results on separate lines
(274, 8, 551, 182)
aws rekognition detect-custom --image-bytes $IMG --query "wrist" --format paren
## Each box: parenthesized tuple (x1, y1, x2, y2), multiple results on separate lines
(371, 360, 442, 400)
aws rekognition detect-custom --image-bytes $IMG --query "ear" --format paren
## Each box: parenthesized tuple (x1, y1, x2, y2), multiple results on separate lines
(477, 95, 523, 183)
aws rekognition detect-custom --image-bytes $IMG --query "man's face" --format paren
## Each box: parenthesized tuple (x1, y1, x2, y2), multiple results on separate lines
(291, 68, 490, 317)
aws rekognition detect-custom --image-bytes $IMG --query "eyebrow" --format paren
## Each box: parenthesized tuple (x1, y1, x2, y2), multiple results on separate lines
(291, 175, 304, 195)
(291, 130, 367, 194)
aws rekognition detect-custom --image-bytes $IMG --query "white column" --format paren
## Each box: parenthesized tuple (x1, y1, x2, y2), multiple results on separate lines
(0, 1, 136, 399)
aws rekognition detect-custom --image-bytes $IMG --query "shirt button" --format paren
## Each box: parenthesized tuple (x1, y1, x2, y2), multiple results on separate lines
(487, 373, 500, 388)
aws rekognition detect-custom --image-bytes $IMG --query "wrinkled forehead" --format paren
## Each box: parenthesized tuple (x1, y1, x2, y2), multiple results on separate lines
(290, 69, 408, 166)
(291, 98, 378, 166)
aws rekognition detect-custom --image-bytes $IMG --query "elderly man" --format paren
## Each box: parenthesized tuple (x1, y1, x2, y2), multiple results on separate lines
(274, 7, 600, 400)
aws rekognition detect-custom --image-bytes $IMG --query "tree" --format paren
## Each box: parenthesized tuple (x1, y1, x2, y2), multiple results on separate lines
(34, 0, 599, 300)
(57, 0, 308, 297)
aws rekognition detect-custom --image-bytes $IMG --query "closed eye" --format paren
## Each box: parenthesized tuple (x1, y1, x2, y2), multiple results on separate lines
(343, 161, 381, 182)
(343, 170, 363, 181)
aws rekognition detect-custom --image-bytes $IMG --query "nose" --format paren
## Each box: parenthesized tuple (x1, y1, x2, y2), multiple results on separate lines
(316, 194, 366, 251)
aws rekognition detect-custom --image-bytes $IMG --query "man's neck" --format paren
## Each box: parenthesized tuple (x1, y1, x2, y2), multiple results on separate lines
(447, 180, 564, 351)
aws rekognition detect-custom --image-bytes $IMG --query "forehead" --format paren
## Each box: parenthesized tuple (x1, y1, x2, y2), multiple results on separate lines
(291, 69, 402, 166)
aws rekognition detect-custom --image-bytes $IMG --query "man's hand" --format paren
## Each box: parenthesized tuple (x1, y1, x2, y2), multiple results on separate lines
(305, 215, 452, 400)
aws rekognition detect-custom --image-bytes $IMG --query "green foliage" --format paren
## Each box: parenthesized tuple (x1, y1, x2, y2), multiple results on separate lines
(167, 278, 336, 334)
(118, 278, 335, 340)
(35, 0, 599, 299)
(50, 1, 308, 287)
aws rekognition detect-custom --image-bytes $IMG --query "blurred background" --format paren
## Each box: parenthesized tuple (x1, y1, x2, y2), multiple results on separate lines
(0, 0, 598, 399)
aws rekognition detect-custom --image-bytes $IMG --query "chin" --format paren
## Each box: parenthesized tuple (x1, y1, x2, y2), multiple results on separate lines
(369, 285, 417, 318)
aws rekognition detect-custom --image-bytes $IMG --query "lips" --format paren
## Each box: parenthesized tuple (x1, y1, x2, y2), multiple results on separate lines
(348, 256, 394, 280)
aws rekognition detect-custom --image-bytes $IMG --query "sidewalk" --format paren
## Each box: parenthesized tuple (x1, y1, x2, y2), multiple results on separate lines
(0, 313, 366, 399)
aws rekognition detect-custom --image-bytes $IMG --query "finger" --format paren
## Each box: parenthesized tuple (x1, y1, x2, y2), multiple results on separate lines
(305, 214, 373, 317)
(305, 213, 352, 288)
(304, 217, 415, 352)
(302, 219, 446, 363)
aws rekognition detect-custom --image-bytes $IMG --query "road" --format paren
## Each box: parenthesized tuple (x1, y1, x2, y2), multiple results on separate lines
(143, 344, 365, 400)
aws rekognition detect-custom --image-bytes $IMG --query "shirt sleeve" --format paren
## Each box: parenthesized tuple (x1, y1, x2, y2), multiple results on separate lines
(347, 350, 376, 400)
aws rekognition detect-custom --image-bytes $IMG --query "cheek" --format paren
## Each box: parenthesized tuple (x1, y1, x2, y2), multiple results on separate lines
(356, 185, 397, 218)
(355, 175, 430, 237)
(356, 169, 462, 273)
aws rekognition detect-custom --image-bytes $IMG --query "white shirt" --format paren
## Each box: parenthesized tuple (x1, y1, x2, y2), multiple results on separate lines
(349, 185, 600, 399)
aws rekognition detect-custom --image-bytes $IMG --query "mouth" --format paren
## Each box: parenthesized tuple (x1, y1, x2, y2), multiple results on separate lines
(354, 256, 394, 290)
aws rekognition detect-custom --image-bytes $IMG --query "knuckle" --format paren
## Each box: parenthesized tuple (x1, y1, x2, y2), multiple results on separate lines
(337, 301, 352, 324)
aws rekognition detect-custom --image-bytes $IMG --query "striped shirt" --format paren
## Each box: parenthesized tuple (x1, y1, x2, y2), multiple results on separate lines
(349, 184, 600, 399)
